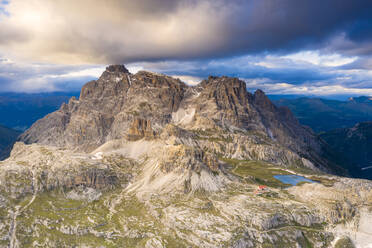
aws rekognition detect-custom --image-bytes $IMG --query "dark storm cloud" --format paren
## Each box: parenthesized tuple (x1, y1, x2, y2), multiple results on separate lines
(173, 64, 334, 84)
(219, 0, 372, 56)
(135, 57, 336, 86)
(0, 0, 371, 96)
(131, 52, 372, 96)
(1, 0, 372, 63)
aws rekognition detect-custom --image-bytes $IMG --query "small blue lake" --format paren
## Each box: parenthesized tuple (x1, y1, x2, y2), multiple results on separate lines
(273, 175, 315, 186)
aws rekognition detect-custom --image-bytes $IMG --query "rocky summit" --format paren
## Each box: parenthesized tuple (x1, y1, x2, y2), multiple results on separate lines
(0, 65, 371, 247)
(19, 65, 336, 173)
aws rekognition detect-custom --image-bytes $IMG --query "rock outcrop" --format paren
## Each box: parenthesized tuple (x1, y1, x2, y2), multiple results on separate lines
(127, 118, 156, 141)
(0, 143, 120, 199)
(19, 65, 340, 173)
(19, 66, 186, 152)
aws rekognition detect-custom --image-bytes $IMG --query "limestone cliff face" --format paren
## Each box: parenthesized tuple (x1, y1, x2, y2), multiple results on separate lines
(19, 65, 339, 173)
(0, 143, 120, 199)
(127, 118, 155, 141)
(194, 76, 263, 130)
(19, 65, 185, 152)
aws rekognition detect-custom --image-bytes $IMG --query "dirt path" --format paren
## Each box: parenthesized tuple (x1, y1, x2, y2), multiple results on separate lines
(8, 170, 38, 248)
(8, 206, 20, 248)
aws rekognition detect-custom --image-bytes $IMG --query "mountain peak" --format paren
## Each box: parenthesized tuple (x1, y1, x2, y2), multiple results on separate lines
(254, 89, 266, 97)
(253, 89, 275, 111)
(348, 96, 372, 103)
(19, 66, 339, 174)
(105, 64, 129, 73)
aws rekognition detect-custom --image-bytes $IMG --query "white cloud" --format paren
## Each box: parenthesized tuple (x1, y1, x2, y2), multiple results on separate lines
(0, 0, 229, 64)
(49, 67, 105, 79)
(283, 51, 357, 67)
(0, 56, 103, 92)
(126, 65, 144, 74)
(171, 75, 202, 85)
(244, 78, 372, 96)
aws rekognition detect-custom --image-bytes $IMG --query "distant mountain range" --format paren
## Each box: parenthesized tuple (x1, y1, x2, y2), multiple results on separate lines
(0, 92, 79, 131)
(273, 96, 372, 132)
(348, 96, 372, 103)
(0, 124, 21, 160)
(0, 92, 78, 159)
(272, 96, 372, 180)
(320, 121, 372, 180)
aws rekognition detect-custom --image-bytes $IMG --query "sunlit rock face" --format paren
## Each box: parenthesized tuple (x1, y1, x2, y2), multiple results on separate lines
(0, 65, 369, 247)
(19, 65, 336, 173)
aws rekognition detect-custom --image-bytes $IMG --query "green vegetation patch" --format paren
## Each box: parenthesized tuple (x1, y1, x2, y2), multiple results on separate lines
(15, 190, 153, 247)
(307, 176, 336, 187)
(221, 158, 293, 188)
(334, 236, 355, 248)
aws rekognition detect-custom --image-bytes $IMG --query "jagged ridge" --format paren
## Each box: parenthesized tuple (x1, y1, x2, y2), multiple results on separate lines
(18, 65, 340, 174)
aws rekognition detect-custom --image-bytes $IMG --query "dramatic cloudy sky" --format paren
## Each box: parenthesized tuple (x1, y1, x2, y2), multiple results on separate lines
(1, 0, 372, 97)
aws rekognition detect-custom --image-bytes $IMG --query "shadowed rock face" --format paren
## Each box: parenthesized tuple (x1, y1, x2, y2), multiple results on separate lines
(19, 65, 339, 173)
(49, 167, 118, 191)
(106, 64, 129, 73)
